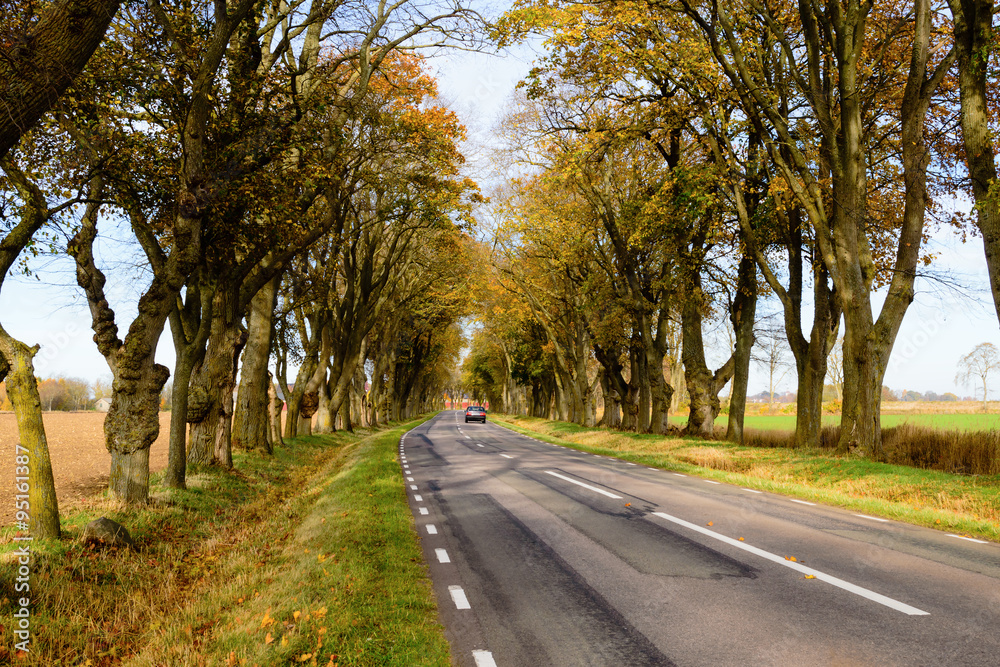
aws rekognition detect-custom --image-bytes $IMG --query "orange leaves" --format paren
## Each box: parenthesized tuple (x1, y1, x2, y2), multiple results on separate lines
(264, 632, 274, 645)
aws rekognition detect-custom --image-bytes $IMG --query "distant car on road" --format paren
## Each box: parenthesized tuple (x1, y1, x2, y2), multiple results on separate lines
(464, 406, 487, 423)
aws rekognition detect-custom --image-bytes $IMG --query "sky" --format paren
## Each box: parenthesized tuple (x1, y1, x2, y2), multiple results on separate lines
(2, 34, 999, 400)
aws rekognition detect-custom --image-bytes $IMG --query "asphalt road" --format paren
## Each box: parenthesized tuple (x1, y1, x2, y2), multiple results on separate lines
(401, 411, 1000, 666)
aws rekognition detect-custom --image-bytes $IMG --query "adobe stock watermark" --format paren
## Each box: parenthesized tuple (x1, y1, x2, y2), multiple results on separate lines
(13, 444, 33, 655)
(888, 310, 948, 374)
(31, 322, 83, 374)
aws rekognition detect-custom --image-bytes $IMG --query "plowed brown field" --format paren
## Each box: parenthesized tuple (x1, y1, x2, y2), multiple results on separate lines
(1, 411, 170, 526)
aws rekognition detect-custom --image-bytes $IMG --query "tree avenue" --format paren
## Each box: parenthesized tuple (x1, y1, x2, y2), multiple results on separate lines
(466, 0, 984, 458)
(1, 0, 998, 539)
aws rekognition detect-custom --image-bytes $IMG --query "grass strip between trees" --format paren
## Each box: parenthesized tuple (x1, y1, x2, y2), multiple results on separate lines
(491, 414, 1000, 543)
(0, 416, 449, 666)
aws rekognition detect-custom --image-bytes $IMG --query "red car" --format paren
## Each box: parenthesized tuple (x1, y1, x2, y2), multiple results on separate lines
(464, 406, 487, 423)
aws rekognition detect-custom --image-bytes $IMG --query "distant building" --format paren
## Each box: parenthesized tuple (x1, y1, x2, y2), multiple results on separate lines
(95, 397, 111, 412)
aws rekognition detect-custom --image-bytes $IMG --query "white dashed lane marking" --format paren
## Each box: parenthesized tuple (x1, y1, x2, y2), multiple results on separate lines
(704, 480, 721, 485)
(414, 495, 423, 502)
(449, 585, 471, 610)
(426, 524, 438, 535)
(742, 488, 762, 494)
(651, 511, 928, 616)
(473, 650, 498, 667)
(948, 534, 988, 544)
(855, 514, 889, 522)
(545, 470, 623, 499)
(790, 499, 816, 506)
(501, 454, 514, 459)
(410, 484, 418, 490)
(419, 507, 429, 515)
(435, 548, 450, 563)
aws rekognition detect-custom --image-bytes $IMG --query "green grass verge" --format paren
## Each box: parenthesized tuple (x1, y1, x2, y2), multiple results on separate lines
(677, 412, 1000, 431)
(0, 417, 448, 667)
(491, 414, 1000, 543)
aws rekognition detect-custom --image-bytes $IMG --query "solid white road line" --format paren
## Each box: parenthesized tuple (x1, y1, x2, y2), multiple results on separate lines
(472, 650, 498, 667)
(790, 499, 816, 506)
(501, 454, 514, 459)
(651, 511, 928, 616)
(427, 524, 438, 535)
(436, 548, 450, 563)
(544, 470, 623, 499)
(419, 507, 429, 515)
(415, 495, 423, 502)
(854, 514, 889, 523)
(449, 585, 471, 610)
(948, 534, 988, 544)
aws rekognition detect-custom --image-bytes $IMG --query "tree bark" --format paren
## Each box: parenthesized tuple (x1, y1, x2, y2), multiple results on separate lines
(0, 0, 122, 159)
(187, 289, 245, 467)
(683, 271, 736, 438)
(233, 274, 279, 453)
(726, 249, 757, 443)
(949, 0, 1000, 327)
(0, 329, 60, 538)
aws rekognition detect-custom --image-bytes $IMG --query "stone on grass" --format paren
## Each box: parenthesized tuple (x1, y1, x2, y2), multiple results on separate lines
(82, 517, 136, 549)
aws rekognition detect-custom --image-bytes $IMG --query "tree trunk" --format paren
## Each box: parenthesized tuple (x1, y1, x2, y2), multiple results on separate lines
(164, 348, 196, 487)
(0, 331, 60, 538)
(269, 380, 284, 447)
(0, 0, 123, 160)
(233, 274, 279, 453)
(314, 373, 335, 434)
(105, 358, 170, 502)
(683, 280, 736, 438)
(188, 293, 245, 467)
(726, 251, 757, 443)
(949, 0, 1000, 327)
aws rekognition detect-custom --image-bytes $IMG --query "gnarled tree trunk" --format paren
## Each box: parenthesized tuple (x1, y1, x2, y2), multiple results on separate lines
(233, 274, 279, 453)
(0, 331, 60, 538)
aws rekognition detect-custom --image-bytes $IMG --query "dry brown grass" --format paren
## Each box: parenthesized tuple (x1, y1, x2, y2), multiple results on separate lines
(882, 424, 1000, 475)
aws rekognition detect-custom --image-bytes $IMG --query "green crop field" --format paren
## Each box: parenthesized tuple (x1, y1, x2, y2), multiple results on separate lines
(677, 412, 1000, 431)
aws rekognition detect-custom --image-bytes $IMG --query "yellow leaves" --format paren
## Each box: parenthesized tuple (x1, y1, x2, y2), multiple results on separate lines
(317, 553, 327, 563)
(293, 610, 302, 622)
(706, 521, 713, 526)
(312, 607, 329, 620)
(297, 654, 314, 662)
(804, 575, 816, 579)
(261, 609, 275, 629)
(265, 632, 274, 645)
(738, 537, 745, 541)
(785, 556, 797, 562)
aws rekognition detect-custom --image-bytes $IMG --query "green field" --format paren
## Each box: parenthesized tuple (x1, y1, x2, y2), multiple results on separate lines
(678, 412, 1000, 432)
